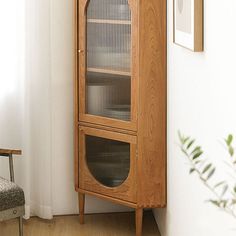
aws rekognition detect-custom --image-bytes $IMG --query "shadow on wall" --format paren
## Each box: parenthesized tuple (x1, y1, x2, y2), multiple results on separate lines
(154, 208, 168, 236)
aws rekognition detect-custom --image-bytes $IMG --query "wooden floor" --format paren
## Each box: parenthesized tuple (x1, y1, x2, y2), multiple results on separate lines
(0, 211, 160, 236)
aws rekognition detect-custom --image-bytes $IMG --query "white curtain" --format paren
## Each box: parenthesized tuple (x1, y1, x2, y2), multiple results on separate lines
(23, 0, 53, 219)
(0, 0, 76, 219)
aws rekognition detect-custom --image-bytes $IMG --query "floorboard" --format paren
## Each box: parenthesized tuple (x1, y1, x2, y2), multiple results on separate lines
(0, 211, 160, 236)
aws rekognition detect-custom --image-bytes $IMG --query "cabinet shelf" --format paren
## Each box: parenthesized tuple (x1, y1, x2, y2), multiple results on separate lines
(87, 19, 131, 25)
(87, 67, 131, 76)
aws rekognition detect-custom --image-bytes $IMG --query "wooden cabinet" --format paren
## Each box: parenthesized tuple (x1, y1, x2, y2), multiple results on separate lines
(74, 0, 166, 235)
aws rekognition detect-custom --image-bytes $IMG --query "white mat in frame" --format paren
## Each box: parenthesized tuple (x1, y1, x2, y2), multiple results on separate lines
(173, 0, 203, 52)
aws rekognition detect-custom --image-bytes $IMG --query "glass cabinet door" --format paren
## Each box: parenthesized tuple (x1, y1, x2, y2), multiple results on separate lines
(85, 0, 132, 121)
(79, 127, 137, 202)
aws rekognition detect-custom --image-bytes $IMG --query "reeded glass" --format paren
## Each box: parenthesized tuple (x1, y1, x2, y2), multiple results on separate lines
(86, 135, 130, 188)
(86, 0, 131, 121)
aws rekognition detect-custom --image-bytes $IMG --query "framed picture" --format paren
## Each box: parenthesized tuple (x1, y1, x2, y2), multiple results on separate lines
(173, 0, 203, 51)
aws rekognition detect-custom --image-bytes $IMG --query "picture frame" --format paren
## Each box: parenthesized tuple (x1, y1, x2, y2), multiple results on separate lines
(173, 0, 203, 52)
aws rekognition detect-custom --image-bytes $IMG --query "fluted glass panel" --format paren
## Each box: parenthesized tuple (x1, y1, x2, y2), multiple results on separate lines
(86, 72, 131, 121)
(87, 0, 131, 20)
(85, 0, 131, 121)
(87, 23, 131, 72)
(86, 135, 130, 188)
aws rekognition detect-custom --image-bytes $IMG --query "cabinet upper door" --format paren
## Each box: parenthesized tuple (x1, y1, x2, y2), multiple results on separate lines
(78, 0, 138, 131)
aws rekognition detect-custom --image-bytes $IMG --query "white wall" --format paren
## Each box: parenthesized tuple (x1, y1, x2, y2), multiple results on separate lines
(155, 0, 236, 235)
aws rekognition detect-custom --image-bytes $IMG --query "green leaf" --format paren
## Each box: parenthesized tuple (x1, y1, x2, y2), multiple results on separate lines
(191, 146, 201, 155)
(181, 148, 188, 156)
(231, 199, 236, 205)
(178, 130, 183, 143)
(221, 200, 228, 208)
(178, 131, 190, 145)
(221, 185, 228, 197)
(187, 139, 195, 149)
(194, 160, 202, 165)
(189, 168, 196, 174)
(183, 137, 190, 145)
(192, 151, 203, 160)
(209, 200, 220, 208)
(206, 168, 216, 180)
(229, 146, 234, 157)
(202, 164, 212, 174)
(225, 134, 233, 146)
(214, 181, 225, 188)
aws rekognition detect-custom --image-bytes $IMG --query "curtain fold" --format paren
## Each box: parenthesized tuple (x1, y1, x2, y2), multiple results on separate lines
(24, 0, 53, 219)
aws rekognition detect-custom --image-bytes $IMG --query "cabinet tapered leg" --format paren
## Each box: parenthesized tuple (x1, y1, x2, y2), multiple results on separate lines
(79, 193, 85, 224)
(135, 208, 143, 236)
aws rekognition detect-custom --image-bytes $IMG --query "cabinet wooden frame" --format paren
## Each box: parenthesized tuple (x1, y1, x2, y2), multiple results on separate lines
(79, 126, 137, 203)
(74, 0, 167, 235)
(137, 0, 167, 208)
(78, 0, 138, 132)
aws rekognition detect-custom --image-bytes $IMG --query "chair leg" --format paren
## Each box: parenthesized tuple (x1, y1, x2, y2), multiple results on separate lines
(19, 216, 23, 236)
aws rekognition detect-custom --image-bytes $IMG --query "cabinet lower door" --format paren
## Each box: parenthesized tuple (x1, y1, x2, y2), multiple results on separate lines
(79, 126, 137, 203)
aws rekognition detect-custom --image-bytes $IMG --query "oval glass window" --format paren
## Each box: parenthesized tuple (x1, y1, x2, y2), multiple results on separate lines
(85, 135, 130, 188)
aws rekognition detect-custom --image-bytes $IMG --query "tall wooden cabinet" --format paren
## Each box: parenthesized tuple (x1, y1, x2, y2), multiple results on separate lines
(74, 0, 166, 235)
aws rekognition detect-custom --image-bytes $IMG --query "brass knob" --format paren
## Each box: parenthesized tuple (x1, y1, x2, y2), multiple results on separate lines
(78, 49, 84, 53)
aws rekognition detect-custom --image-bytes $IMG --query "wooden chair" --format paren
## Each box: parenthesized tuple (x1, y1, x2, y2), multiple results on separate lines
(0, 149, 25, 236)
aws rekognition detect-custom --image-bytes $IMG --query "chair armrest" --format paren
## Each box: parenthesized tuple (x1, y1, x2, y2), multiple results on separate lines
(0, 149, 22, 182)
(0, 149, 22, 157)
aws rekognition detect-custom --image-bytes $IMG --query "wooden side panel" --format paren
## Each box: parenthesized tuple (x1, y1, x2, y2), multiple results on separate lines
(74, 0, 79, 191)
(137, 0, 167, 208)
(78, 0, 87, 119)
